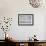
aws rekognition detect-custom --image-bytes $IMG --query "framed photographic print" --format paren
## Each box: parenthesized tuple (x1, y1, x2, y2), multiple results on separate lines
(18, 14, 34, 26)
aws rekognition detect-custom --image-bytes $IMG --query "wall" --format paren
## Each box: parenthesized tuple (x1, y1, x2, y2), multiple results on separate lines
(0, 0, 46, 40)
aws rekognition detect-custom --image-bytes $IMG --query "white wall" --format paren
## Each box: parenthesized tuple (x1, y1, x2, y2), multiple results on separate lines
(0, 0, 46, 40)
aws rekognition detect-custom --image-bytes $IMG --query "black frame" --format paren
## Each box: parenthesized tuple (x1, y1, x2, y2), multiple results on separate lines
(18, 14, 34, 26)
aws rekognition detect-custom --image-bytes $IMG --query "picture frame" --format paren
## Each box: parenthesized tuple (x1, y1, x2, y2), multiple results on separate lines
(18, 14, 34, 26)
